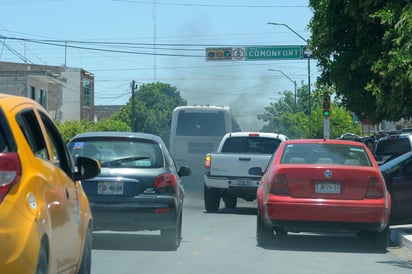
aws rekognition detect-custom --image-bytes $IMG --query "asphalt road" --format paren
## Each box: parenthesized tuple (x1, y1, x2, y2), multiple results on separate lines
(91, 186, 412, 274)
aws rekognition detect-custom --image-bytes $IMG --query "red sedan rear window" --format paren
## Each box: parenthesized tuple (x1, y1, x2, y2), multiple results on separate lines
(281, 143, 372, 166)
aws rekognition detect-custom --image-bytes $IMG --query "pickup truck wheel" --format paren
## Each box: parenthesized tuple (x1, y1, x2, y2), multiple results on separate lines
(256, 208, 273, 246)
(223, 193, 237, 208)
(204, 184, 220, 213)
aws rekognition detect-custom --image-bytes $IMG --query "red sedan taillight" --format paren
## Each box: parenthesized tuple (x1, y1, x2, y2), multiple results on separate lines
(365, 177, 384, 198)
(154, 173, 177, 189)
(270, 173, 290, 195)
(0, 153, 22, 204)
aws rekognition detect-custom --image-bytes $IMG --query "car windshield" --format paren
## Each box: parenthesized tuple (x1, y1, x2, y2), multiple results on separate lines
(280, 143, 372, 166)
(375, 138, 411, 156)
(68, 138, 163, 168)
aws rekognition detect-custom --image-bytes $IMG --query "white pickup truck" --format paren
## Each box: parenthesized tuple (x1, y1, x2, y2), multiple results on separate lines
(203, 132, 288, 212)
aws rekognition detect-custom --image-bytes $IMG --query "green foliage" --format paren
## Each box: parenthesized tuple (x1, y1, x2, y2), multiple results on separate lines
(56, 82, 186, 144)
(111, 82, 187, 144)
(56, 119, 131, 143)
(258, 85, 361, 139)
(56, 120, 93, 143)
(93, 119, 131, 132)
(309, 1, 412, 122)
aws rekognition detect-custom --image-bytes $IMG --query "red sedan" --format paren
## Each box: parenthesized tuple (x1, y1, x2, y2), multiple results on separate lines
(252, 139, 391, 250)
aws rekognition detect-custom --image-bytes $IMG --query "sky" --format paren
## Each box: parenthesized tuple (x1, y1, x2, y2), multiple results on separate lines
(0, 0, 317, 131)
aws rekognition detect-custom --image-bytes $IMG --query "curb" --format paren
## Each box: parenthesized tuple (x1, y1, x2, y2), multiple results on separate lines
(391, 225, 412, 252)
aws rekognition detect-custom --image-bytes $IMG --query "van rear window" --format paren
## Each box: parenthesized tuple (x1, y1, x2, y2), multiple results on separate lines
(176, 111, 226, 136)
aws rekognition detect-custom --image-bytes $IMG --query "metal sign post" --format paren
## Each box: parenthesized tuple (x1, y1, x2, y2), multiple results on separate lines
(323, 118, 330, 139)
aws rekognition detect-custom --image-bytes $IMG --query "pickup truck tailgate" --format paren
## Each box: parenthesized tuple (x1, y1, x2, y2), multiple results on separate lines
(208, 153, 271, 178)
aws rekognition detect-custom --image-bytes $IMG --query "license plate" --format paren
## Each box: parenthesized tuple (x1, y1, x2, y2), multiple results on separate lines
(315, 181, 340, 194)
(98, 182, 124, 195)
(230, 180, 257, 187)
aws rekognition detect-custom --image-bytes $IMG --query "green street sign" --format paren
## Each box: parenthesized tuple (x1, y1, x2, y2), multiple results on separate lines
(206, 46, 312, 61)
(246, 46, 303, 60)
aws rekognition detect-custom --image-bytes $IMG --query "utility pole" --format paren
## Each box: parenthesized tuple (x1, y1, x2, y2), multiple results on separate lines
(268, 69, 297, 113)
(267, 22, 311, 116)
(130, 80, 138, 132)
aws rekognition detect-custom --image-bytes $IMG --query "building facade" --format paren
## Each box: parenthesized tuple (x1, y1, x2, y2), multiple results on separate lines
(0, 61, 94, 122)
(94, 105, 122, 121)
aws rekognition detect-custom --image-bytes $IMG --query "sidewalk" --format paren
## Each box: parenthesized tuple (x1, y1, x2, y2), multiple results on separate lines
(391, 224, 412, 252)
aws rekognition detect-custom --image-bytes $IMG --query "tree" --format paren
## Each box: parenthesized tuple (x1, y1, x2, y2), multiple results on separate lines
(369, 3, 412, 120)
(309, 1, 412, 123)
(56, 119, 131, 143)
(111, 82, 187, 144)
(258, 84, 361, 139)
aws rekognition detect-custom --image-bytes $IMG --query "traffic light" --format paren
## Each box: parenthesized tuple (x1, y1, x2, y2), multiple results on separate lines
(322, 95, 331, 117)
(206, 48, 232, 61)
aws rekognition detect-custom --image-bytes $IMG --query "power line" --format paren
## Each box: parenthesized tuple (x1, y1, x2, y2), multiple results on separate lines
(0, 35, 308, 48)
(0, 36, 204, 58)
(0, 39, 33, 63)
(112, 0, 307, 8)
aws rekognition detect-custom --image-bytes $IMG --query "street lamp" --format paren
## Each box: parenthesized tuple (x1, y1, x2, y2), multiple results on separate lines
(267, 22, 311, 116)
(268, 69, 297, 113)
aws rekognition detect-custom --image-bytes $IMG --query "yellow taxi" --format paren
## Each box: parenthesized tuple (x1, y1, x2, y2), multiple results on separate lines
(0, 94, 100, 274)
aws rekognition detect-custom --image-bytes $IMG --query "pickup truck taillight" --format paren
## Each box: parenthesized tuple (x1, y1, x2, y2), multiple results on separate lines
(205, 154, 211, 172)
(0, 153, 22, 204)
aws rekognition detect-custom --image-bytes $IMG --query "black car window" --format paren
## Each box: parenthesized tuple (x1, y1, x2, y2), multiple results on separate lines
(0, 130, 6, 152)
(376, 138, 411, 156)
(15, 109, 49, 160)
(0, 108, 17, 153)
(69, 138, 163, 168)
(0, 119, 7, 153)
(39, 111, 73, 176)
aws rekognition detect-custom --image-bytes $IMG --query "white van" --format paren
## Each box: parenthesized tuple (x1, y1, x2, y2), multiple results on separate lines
(169, 105, 240, 188)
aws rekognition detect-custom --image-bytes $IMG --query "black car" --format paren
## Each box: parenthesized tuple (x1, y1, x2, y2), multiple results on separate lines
(67, 131, 191, 250)
(374, 133, 412, 165)
(379, 151, 412, 225)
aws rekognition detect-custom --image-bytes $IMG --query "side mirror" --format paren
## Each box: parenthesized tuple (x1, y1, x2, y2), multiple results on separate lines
(249, 166, 263, 176)
(74, 156, 100, 181)
(178, 166, 191, 177)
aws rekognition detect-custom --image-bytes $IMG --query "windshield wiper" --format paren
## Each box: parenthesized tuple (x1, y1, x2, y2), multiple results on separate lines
(103, 156, 150, 167)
